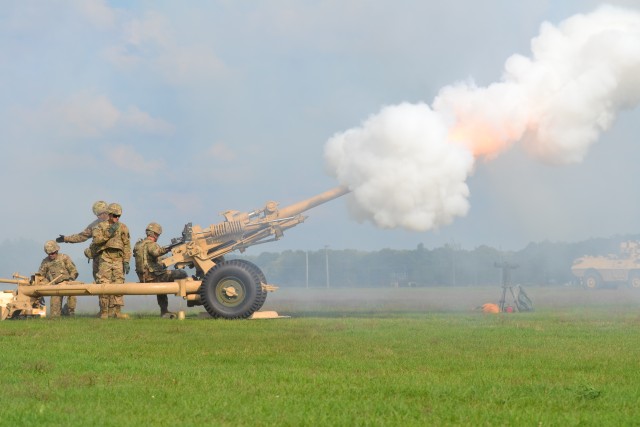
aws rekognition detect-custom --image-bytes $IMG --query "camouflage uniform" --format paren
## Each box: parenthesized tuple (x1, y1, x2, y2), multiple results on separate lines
(134, 236, 187, 316)
(61, 218, 105, 311)
(92, 216, 131, 317)
(38, 252, 79, 318)
(58, 201, 109, 314)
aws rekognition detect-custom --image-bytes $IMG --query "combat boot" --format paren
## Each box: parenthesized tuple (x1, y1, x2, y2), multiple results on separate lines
(113, 306, 129, 319)
(98, 299, 109, 319)
(161, 311, 177, 319)
(158, 295, 171, 318)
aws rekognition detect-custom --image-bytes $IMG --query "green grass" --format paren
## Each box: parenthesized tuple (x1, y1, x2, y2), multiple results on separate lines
(2, 308, 640, 426)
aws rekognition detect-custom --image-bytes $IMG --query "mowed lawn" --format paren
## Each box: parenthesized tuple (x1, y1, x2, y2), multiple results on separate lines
(2, 287, 640, 426)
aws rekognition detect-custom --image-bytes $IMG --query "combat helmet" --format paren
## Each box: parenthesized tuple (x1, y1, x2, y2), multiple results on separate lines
(107, 203, 122, 216)
(44, 240, 60, 255)
(146, 222, 163, 236)
(92, 200, 108, 216)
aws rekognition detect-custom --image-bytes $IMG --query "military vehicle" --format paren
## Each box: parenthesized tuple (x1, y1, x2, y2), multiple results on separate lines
(571, 241, 640, 289)
(0, 186, 350, 320)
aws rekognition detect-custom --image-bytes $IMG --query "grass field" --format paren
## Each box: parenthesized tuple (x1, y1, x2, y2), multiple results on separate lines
(2, 287, 640, 426)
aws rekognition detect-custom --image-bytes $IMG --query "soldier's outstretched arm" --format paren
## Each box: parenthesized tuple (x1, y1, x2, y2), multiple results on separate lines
(59, 218, 103, 244)
(61, 228, 92, 243)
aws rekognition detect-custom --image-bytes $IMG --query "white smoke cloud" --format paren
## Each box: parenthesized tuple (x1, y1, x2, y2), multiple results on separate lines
(325, 4, 640, 231)
(435, 4, 640, 164)
(325, 103, 474, 231)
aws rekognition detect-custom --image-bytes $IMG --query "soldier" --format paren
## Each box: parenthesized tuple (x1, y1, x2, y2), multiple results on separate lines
(56, 200, 110, 315)
(38, 241, 79, 318)
(134, 222, 188, 318)
(92, 203, 131, 319)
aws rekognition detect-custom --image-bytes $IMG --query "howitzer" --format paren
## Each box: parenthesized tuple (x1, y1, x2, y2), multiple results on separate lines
(0, 186, 350, 320)
(162, 186, 349, 273)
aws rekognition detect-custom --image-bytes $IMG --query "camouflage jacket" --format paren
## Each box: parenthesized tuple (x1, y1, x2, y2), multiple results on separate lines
(38, 253, 79, 284)
(64, 218, 102, 243)
(92, 221, 131, 261)
(134, 238, 170, 275)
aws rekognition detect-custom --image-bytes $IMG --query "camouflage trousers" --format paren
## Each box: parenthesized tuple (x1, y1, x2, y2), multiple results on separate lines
(138, 269, 188, 314)
(62, 296, 76, 314)
(92, 258, 110, 312)
(49, 296, 75, 317)
(96, 255, 125, 308)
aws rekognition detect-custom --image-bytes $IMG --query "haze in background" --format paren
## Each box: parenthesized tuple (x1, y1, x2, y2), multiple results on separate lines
(2, 1, 640, 280)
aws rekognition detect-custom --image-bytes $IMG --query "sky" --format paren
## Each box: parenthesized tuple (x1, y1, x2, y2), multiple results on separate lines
(2, 0, 640, 263)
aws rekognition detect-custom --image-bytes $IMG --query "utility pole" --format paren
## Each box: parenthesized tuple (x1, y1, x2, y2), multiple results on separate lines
(325, 245, 330, 288)
(450, 240, 460, 286)
(305, 251, 309, 288)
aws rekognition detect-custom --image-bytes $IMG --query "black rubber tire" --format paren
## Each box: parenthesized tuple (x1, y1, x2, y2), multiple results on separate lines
(232, 259, 268, 310)
(198, 260, 263, 319)
(583, 270, 602, 289)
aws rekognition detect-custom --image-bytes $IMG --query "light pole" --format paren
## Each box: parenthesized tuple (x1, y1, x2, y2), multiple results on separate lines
(450, 240, 460, 287)
(324, 245, 330, 288)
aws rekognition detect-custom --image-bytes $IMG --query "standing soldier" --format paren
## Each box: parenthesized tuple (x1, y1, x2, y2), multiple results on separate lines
(92, 203, 131, 319)
(38, 241, 79, 318)
(56, 200, 109, 316)
(134, 222, 188, 318)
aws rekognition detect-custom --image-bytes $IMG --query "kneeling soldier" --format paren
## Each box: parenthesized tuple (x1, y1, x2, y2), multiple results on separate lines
(38, 241, 79, 318)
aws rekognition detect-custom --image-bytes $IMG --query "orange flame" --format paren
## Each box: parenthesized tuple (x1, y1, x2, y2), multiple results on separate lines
(449, 119, 522, 159)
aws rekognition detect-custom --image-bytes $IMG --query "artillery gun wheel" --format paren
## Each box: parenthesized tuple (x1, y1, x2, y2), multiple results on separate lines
(628, 271, 640, 289)
(199, 260, 264, 319)
(583, 270, 602, 289)
(232, 259, 268, 310)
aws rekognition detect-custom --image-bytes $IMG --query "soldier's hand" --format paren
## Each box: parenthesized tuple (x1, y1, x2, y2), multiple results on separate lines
(55, 235, 65, 243)
(123, 262, 130, 275)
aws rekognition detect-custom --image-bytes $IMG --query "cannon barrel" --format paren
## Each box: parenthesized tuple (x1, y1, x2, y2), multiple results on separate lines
(276, 186, 350, 219)
(161, 185, 350, 279)
(17, 279, 202, 298)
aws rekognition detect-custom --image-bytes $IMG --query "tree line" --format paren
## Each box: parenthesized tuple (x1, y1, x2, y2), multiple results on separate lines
(236, 234, 640, 288)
